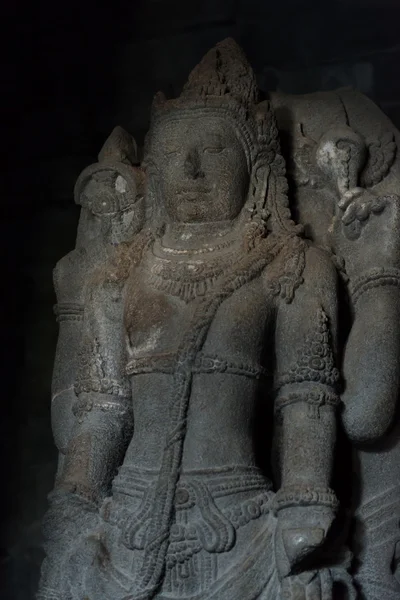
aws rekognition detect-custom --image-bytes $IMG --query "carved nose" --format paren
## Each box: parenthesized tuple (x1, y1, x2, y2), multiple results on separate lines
(184, 150, 204, 179)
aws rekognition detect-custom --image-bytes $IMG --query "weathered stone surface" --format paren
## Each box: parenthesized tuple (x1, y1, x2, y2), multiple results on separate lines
(37, 38, 400, 600)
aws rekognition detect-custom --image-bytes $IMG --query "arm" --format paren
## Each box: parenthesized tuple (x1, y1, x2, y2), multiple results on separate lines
(341, 283, 400, 443)
(39, 278, 133, 598)
(331, 186, 400, 443)
(273, 245, 340, 577)
(51, 249, 93, 481)
(322, 87, 400, 443)
(55, 278, 132, 504)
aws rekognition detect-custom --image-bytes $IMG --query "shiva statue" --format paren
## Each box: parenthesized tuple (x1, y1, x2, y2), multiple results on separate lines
(39, 38, 400, 600)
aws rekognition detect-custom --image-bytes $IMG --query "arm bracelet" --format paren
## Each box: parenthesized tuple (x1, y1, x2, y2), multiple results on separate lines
(73, 391, 132, 422)
(272, 485, 339, 515)
(350, 267, 400, 306)
(275, 389, 340, 419)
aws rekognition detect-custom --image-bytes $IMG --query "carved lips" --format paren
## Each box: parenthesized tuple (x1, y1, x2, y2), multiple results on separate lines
(177, 187, 211, 202)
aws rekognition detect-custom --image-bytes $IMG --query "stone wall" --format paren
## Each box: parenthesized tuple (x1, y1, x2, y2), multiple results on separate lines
(3, 1, 400, 597)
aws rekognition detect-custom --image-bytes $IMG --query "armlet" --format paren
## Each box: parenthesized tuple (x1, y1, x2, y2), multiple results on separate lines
(275, 389, 340, 419)
(272, 485, 339, 514)
(73, 392, 132, 423)
(275, 308, 340, 390)
(349, 267, 400, 306)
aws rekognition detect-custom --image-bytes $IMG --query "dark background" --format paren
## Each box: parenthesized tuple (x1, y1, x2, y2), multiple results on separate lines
(1, 1, 400, 597)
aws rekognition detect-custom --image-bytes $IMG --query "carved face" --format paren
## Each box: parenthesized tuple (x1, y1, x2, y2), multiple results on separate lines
(151, 115, 249, 223)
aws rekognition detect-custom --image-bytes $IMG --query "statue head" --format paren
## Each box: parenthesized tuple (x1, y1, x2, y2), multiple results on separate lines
(149, 114, 249, 223)
(144, 39, 299, 241)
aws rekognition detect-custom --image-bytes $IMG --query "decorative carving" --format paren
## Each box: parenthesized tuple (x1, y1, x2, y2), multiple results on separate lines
(349, 266, 400, 305)
(287, 125, 397, 194)
(53, 302, 84, 322)
(276, 308, 340, 390)
(337, 188, 398, 241)
(272, 485, 339, 514)
(42, 39, 400, 600)
(274, 389, 340, 419)
(126, 352, 269, 379)
(74, 337, 131, 399)
(360, 131, 397, 188)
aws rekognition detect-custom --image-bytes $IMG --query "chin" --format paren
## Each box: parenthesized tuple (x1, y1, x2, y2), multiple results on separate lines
(175, 201, 210, 223)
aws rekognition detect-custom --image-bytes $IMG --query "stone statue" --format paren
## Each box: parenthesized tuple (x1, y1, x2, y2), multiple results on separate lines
(38, 39, 400, 600)
(51, 126, 145, 479)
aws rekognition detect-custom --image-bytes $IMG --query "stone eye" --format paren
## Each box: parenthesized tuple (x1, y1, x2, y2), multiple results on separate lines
(204, 147, 225, 155)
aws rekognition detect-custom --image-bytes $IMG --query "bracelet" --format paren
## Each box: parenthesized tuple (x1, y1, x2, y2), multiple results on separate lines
(272, 485, 339, 515)
(275, 390, 340, 418)
(350, 267, 400, 306)
(53, 302, 84, 322)
(73, 392, 132, 422)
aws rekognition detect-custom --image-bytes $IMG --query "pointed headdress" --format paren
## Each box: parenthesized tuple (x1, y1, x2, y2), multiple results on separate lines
(149, 38, 279, 170)
(147, 38, 301, 238)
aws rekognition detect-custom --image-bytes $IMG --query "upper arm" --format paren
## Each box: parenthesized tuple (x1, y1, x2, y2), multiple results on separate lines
(274, 245, 339, 393)
(74, 279, 131, 402)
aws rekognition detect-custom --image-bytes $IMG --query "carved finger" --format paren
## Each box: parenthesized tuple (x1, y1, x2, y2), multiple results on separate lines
(338, 187, 363, 211)
(341, 202, 359, 225)
(355, 202, 371, 221)
(370, 196, 387, 214)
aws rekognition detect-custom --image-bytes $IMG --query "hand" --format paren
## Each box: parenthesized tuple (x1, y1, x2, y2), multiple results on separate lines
(39, 491, 101, 596)
(330, 187, 400, 280)
(275, 506, 335, 580)
(42, 490, 100, 548)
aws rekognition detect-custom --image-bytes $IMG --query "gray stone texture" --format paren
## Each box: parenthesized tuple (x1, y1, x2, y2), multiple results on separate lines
(3, 1, 400, 598)
(36, 38, 400, 600)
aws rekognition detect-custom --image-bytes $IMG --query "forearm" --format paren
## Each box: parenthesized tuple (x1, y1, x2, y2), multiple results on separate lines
(57, 391, 133, 504)
(343, 280, 400, 443)
(275, 386, 338, 488)
(40, 390, 133, 594)
(273, 386, 340, 577)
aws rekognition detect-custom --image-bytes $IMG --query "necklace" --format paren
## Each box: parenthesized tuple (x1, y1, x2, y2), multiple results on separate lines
(158, 236, 235, 255)
(144, 238, 242, 303)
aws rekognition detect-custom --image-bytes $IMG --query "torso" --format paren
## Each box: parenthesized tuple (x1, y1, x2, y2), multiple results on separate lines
(122, 243, 276, 472)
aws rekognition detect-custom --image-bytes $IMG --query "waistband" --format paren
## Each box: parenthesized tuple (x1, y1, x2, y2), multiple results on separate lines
(114, 463, 271, 494)
(105, 465, 273, 554)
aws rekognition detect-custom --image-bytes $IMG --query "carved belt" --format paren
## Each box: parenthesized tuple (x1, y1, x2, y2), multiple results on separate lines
(126, 353, 269, 379)
(103, 466, 273, 557)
